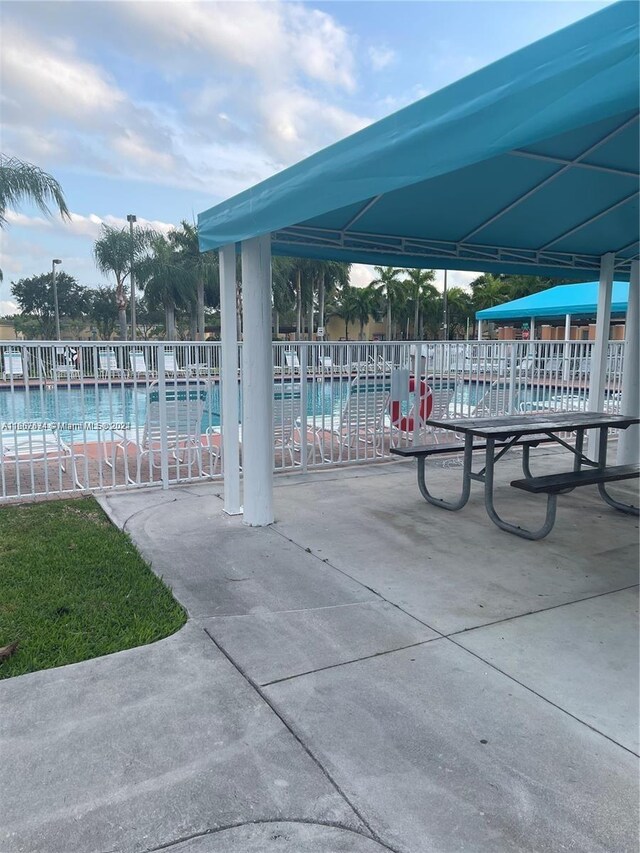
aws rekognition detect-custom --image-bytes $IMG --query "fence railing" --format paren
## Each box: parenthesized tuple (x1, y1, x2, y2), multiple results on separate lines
(0, 339, 625, 501)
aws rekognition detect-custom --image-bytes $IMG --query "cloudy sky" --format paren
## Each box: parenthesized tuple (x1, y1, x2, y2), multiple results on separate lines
(0, 0, 612, 314)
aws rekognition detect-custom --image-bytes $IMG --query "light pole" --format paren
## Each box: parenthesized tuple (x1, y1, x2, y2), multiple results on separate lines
(52, 259, 62, 340)
(442, 268, 449, 340)
(127, 214, 137, 341)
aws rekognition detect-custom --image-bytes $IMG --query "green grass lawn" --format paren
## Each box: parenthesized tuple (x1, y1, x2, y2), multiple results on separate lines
(0, 498, 186, 679)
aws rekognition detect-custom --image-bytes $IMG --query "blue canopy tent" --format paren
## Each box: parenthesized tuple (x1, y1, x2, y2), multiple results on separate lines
(198, 2, 639, 525)
(477, 281, 629, 322)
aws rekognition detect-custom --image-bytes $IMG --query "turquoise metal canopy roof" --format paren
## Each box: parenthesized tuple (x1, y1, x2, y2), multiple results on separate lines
(476, 281, 630, 321)
(198, 2, 639, 280)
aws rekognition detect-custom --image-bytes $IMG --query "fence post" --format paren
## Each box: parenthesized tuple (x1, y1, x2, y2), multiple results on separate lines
(508, 343, 517, 414)
(299, 344, 308, 472)
(157, 346, 169, 489)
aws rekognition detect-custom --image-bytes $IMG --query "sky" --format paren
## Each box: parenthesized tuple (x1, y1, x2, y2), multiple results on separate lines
(0, 0, 613, 315)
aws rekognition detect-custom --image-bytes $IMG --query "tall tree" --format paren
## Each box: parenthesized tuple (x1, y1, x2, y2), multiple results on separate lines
(0, 155, 69, 228)
(370, 266, 405, 339)
(470, 273, 511, 311)
(93, 223, 156, 339)
(89, 286, 118, 340)
(331, 286, 361, 340)
(168, 221, 219, 340)
(403, 268, 437, 338)
(136, 235, 192, 340)
(11, 272, 89, 338)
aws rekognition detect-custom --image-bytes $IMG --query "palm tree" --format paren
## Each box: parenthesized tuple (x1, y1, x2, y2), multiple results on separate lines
(0, 155, 69, 227)
(168, 221, 219, 340)
(136, 235, 192, 339)
(93, 224, 156, 339)
(470, 273, 510, 311)
(350, 285, 378, 340)
(332, 286, 360, 340)
(404, 268, 437, 338)
(370, 266, 404, 340)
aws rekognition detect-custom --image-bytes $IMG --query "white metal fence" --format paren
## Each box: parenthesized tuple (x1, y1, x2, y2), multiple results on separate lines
(0, 339, 625, 501)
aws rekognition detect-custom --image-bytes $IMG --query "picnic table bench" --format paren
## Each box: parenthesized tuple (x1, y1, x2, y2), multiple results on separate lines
(391, 412, 639, 540)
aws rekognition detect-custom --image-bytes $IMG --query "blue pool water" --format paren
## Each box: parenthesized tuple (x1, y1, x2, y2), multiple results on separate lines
(0, 379, 586, 442)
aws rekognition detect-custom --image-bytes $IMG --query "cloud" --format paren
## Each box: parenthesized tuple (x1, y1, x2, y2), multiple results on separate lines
(0, 301, 19, 316)
(1, 23, 125, 130)
(350, 265, 377, 288)
(4, 209, 175, 241)
(368, 45, 395, 72)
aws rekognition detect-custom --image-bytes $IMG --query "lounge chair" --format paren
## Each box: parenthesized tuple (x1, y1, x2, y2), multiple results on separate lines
(129, 350, 156, 379)
(2, 351, 24, 381)
(108, 382, 208, 483)
(318, 355, 333, 373)
(309, 380, 390, 461)
(53, 347, 81, 380)
(1, 429, 84, 490)
(163, 349, 186, 377)
(284, 350, 301, 374)
(273, 383, 303, 466)
(98, 349, 126, 378)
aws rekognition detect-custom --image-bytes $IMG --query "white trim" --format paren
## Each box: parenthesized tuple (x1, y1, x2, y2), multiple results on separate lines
(273, 225, 639, 274)
(588, 253, 615, 458)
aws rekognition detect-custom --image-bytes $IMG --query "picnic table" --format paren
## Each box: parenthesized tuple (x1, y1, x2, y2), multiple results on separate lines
(391, 411, 639, 540)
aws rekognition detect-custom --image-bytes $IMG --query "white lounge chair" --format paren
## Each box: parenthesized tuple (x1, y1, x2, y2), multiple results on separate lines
(163, 349, 186, 377)
(0, 429, 84, 490)
(108, 383, 208, 483)
(284, 350, 300, 374)
(2, 351, 24, 381)
(53, 347, 81, 380)
(98, 349, 125, 378)
(129, 350, 156, 379)
(309, 380, 390, 461)
(273, 383, 303, 466)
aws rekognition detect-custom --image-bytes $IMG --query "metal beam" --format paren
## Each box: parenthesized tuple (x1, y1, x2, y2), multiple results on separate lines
(272, 225, 638, 276)
(509, 149, 639, 179)
(341, 195, 383, 231)
(459, 113, 639, 244)
(539, 191, 639, 251)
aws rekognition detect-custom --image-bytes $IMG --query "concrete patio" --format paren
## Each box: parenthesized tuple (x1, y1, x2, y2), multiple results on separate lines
(1, 445, 638, 853)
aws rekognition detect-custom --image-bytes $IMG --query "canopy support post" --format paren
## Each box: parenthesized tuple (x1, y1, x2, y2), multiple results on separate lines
(563, 313, 572, 381)
(241, 235, 274, 526)
(617, 259, 639, 465)
(477, 319, 483, 341)
(587, 252, 614, 455)
(219, 244, 242, 515)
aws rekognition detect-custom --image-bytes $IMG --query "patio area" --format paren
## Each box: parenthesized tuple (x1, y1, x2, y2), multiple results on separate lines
(1, 444, 637, 852)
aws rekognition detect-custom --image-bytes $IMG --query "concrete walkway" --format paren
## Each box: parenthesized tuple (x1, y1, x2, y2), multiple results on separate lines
(1, 447, 638, 852)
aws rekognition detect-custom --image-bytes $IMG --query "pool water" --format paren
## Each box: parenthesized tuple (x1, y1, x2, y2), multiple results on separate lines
(0, 379, 586, 443)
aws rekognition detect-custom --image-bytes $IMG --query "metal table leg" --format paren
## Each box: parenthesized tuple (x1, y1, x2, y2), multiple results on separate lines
(596, 426, 639, 516)
(416, 433, 473, 511)
(484, 436, 557, 540)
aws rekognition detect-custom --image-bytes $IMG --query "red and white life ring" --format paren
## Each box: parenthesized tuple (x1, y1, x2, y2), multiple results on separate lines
(389, 377, 433, 432)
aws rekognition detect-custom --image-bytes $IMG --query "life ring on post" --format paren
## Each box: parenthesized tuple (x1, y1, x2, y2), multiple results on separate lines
(389, 377, 433, 432)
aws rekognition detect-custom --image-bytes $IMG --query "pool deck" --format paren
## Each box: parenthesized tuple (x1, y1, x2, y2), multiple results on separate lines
(1, 446, 638, 852)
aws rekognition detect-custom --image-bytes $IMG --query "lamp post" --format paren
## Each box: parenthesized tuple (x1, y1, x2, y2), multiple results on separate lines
(52, 259, 62, 341)
(127, 214, 137, 341)
(442, 268, 449, 341)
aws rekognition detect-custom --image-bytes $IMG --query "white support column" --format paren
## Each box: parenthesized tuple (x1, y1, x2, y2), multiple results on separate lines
(588, 253, 615, 412)
(530, 316, 535, 340)
(588, 253, 615, 455)
(477, 319, 483, 341)
(219, 244, 242, 514)
(563, 313, 572, 381)
(617, 260, 639, 465)
(241, 235, 274, 526)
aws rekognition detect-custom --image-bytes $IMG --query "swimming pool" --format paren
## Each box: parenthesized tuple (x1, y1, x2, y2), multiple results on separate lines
(0, 379, 589, 443)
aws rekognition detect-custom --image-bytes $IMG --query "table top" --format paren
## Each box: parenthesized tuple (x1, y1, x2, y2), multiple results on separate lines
(424, 411, 640, 438)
